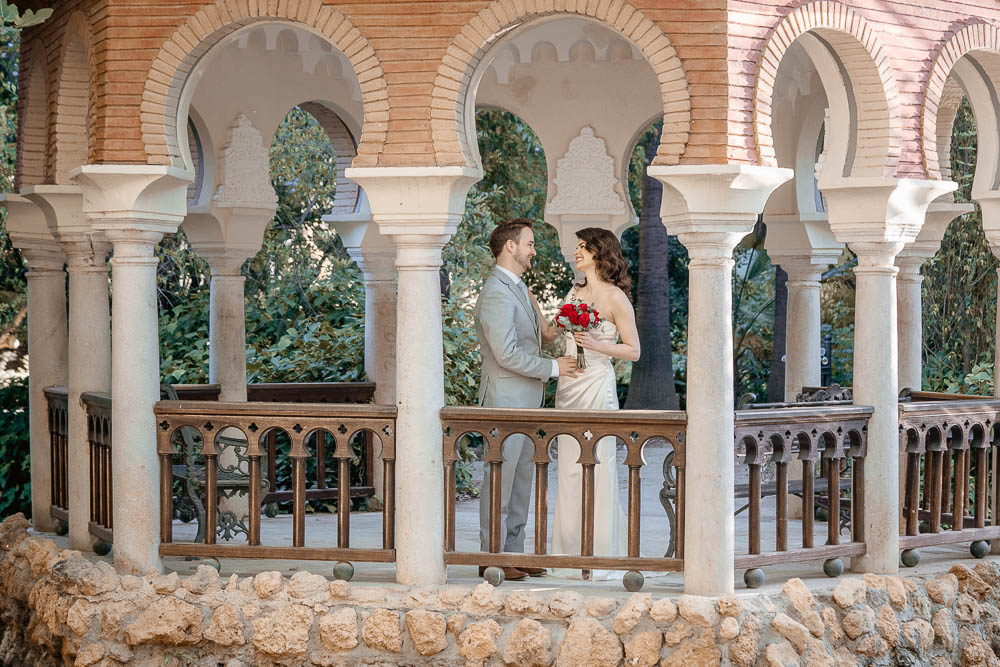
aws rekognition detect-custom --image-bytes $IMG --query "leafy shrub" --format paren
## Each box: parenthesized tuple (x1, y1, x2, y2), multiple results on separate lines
(0, 377, 29, 518)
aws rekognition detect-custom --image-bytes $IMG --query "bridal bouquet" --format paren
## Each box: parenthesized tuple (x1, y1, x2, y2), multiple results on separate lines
(554, 302, 601, 369)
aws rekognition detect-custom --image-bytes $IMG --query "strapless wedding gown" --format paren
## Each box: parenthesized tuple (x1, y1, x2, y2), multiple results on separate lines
(551, 290, 627, 580)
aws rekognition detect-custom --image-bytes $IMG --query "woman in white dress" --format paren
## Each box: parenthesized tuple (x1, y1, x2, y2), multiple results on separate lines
(529, 228, 640, 579)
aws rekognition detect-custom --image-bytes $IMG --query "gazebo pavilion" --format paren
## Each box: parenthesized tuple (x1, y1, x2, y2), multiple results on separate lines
(7, 0, 1000, 608)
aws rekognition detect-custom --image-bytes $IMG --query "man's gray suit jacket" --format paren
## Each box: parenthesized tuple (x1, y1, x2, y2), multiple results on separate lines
(474, 267, 551, 408)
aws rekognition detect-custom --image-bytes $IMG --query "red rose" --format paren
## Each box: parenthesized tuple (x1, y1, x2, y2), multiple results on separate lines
(579, 312, 591, 327)
(568, 310, 580, 325)
(578, 302, 588, 311)
(560, 303, 574, 316)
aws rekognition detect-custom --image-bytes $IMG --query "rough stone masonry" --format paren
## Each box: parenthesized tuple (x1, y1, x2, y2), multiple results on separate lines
(2, 514, 1000, 666)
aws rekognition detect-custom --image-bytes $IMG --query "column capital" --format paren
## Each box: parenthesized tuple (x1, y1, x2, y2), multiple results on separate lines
(325, 208, 397, 282)
(647, 165, 793, 240)
(821, 177, 957, 247)
(183, 203, 274, 274)
(1, 194, 66, 271)
(896, 200, 974, 269)
(345, 166, 481, 238)
(851, 242, 905, 277)
(974, 191, 1000, 252)
(762, 214, 843, 280)
(772, 257, 827, 284)
(70, 165, 193, 235)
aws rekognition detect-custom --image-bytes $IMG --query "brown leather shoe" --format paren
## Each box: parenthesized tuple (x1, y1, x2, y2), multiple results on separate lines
(518, 567, 547, 577)
(478, 565, 527, 581)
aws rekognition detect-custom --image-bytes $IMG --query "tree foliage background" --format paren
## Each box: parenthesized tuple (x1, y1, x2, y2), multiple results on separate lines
(0, 26, 995, 515)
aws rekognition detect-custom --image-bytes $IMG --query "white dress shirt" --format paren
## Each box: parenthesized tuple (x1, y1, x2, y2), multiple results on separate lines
(496, 264, 559, 378)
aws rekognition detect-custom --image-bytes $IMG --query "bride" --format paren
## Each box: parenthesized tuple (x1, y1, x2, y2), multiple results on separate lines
(529, 228, 640, 579)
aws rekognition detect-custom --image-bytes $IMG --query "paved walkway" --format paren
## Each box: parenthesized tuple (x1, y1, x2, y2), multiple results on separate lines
(37, 441, 991, 600)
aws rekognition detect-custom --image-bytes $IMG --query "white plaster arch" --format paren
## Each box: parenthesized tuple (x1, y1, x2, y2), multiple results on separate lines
(947, 56, 1000, 200)
(921, 23, 1000, 182)
(475, 17, 662, 234)
(142, 0, 386, 169)
(432, 2, 690, 168)
(753, 2, 902, 178)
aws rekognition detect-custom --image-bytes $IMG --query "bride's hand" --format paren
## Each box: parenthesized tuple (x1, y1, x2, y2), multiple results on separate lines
(573, 331, 599, 350)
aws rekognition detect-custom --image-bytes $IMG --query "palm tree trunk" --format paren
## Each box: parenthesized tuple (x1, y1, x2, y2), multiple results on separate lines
(767, 265, 788, 402)
(625, 125, 679, 410)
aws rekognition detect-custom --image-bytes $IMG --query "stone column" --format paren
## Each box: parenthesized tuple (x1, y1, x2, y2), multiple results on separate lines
(777, 259, 828, 400)
(206, 258, 249, 403)
(764, 219, 842, 520)
(648, 165, 792, 596)
(346, 166, 480, 586)
(327, 211, 397, 498)
(894, 202, 973, 392)
(23, 186, 110, 551)
(203, 254, 252, 524)
(2, 195, 66, 532)
(981, 194, 1000, 399)
(976, 193, 1000, 556)
(72, 165, 191, 574)
(822, 178, 956, 574)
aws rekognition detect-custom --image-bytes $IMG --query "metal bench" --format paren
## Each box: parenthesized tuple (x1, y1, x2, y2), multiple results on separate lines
(165, 385, 269, 542)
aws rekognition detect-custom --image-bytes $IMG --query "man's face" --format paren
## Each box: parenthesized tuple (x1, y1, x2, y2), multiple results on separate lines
(510, 227, 536, 273)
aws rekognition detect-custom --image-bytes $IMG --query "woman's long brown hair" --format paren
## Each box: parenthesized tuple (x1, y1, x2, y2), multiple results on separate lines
(575, 227, 632, 300)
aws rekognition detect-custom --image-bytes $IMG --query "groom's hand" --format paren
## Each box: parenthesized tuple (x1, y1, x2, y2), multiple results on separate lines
(557, 356, 580, 378)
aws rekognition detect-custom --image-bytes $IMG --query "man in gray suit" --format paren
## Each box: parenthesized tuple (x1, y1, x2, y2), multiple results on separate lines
(474, 219, 577, 581)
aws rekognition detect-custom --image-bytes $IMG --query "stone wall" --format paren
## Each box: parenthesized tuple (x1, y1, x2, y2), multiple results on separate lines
(2, 515, 1000, 666)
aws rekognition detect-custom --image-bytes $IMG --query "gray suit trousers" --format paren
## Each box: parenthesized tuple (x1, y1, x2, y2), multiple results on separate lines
(479, 433, 535, 552)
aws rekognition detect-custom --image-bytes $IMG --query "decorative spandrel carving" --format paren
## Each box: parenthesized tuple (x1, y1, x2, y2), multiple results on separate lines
(215, 114, 278, 207)
(548, 126, 625, 215)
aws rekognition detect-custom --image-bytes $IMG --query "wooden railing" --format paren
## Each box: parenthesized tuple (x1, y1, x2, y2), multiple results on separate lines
(899, 398, 1000, 558)
(44, 387, 69, 524)
(82, 392, 113, 543)
(441, 407, 686, 589)
(169, 382, 376, 404)
(733, 404, 873, 584)
(154, 399, 396, 566)
(171, 383, 378, 509)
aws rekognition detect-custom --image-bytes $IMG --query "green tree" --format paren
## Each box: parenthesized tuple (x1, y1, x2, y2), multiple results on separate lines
(923, 97, 997, 393)
(624, 123, 680, 409)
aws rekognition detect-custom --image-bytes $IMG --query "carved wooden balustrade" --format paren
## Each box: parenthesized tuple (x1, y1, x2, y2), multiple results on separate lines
(441, 406, 686, 588)
(154, 399, 396, 567)
(898, 398, 1000, 559)
(44, 387, 69, 525)
(172, 383, 378, 509)
(733, 404, 872, 583)
(82, 392, 113, 543)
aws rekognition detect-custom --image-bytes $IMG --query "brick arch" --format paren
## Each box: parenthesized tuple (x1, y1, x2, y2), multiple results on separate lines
(922, 23, 1000, 180)
(50, 11, 93, 184)
(141, 0, 387, 169)
(753, 1, 902, 177)
(17, 47, 48, 189)
(299, 101, 361, 214)
(430, 1, 690, 168)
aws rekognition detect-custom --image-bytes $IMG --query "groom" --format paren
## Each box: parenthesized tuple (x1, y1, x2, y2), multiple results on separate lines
(474, 219, 577, 581)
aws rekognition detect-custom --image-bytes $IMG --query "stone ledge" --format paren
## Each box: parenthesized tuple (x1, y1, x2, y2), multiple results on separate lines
(2, 514, 1000, 665)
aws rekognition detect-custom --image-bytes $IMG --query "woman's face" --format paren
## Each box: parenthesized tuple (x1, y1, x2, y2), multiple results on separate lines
(574, 239, 595, 272)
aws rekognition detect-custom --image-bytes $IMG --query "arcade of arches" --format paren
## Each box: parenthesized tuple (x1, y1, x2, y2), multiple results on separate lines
(7, 0, 1000, 599)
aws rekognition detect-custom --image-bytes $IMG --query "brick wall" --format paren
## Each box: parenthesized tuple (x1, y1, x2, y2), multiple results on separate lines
(14, 0, 1000, 181)
(728, 0, 1000, 179)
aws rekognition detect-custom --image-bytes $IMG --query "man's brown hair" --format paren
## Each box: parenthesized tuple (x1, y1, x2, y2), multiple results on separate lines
(488, 218, 533, 258)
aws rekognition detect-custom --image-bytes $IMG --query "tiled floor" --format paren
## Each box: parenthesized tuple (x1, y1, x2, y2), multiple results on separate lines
(37, 441, 995, 600)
